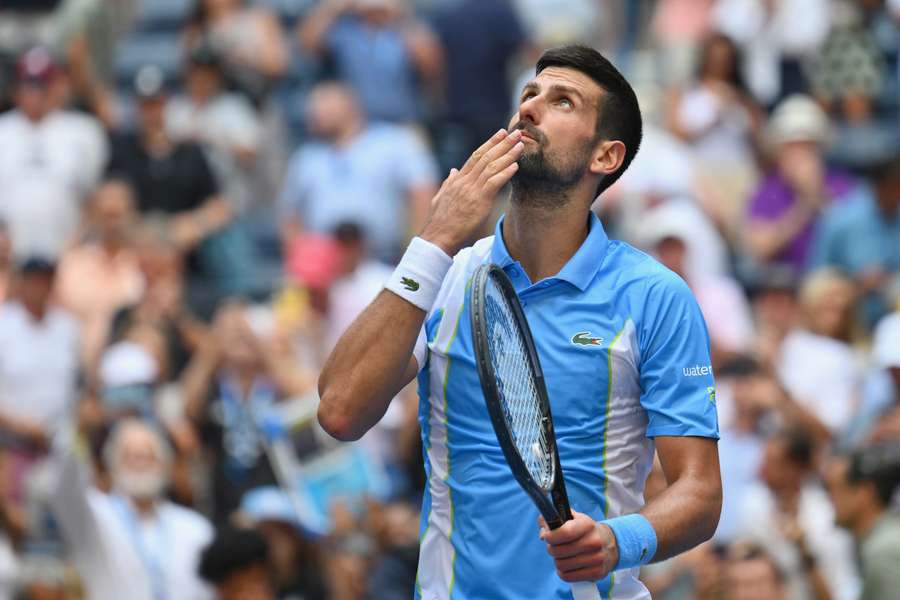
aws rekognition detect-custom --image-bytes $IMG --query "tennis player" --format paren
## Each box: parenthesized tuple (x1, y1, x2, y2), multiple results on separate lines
(318, 45, 722, 599)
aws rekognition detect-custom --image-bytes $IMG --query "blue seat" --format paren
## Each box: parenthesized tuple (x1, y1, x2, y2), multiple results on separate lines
(131, 0, 191, 33)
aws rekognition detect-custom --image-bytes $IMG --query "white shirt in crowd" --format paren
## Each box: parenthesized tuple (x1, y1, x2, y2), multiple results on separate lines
(0, 301, 80, 432)
(738, 481, 860, 600)
(48, 449, 214, 600)
(0, 109, 107, 258)
(777, 329, 864, 433)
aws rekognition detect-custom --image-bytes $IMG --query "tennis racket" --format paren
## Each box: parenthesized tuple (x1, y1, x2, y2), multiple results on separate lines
(469, 263, 601, 600)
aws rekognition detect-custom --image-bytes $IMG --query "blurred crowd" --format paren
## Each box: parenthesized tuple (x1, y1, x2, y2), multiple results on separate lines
(0, 0, 898, 599)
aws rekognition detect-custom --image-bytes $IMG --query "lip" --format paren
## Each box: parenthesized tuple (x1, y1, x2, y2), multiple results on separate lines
(520, 132, 537, 142)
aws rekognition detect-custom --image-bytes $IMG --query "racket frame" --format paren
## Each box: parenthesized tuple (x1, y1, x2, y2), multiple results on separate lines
(470, 263, 574, 530)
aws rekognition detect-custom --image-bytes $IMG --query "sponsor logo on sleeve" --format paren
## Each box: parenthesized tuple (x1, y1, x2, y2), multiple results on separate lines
(682, 364, 713, 377)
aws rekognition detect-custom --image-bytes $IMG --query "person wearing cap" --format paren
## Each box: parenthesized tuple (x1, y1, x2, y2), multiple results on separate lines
(166, 43, 263, 215)
(0, 47, 108, 259)
(238, 487, 329, 599)
(744, 94, 861, 274)
(108, 65, 263, 303)
(811, 156, 900, 327)
(824, 442, 900, 600)
(0, 257, 80, 483)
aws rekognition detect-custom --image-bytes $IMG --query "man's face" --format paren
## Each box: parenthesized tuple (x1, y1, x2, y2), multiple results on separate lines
(759, 438, 801, 493)
(217, 564, 275, 600)
(16, 82, 50, 121)
(307, 85, 357, 141)
(113, 427, 168, 500)
(824, 458, 866, 531)
(137, 96, 167, 132)
(93, 182, 136, 242)
(726, 557, 785, 600)
(508, 67, 604, 203)
(19, 272, 54, 310)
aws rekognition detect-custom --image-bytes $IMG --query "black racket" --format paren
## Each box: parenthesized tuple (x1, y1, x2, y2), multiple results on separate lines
(470, 263, 600, 600)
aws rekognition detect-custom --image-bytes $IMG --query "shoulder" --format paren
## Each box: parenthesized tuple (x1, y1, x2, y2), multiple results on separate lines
(161, 502, 214, 542)
(0, 111, 23, 132)
(603, 240, 694, 306)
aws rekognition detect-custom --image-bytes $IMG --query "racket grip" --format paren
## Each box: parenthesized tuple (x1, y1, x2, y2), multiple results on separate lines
(570, 581, 601, 600)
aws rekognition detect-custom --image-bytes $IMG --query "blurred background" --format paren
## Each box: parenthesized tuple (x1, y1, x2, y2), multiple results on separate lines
(0, 0, 898, 598)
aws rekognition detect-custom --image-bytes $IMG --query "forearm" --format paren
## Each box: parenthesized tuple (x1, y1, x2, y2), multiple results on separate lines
(317, 290, 424, 441)
(640, 438, 722, 564)
(640, 471, 722, 562)
(745, 203, 817, 260)
(298, 3, 341, 53)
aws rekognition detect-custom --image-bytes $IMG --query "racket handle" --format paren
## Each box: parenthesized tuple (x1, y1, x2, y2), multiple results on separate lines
(570, 581, 601, 600)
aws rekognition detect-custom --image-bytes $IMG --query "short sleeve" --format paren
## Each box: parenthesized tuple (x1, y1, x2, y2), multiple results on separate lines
(638, 272, 720, 439)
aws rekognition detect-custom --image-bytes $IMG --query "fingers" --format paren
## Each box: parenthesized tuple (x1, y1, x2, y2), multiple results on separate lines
(541, 514, 594, 545)
(473, 129, 523, 179)
(460, 129, 509, 175)
(484, 162, 519, 194)
(555, 551, 609, 575)
(557, 565, 607, 583)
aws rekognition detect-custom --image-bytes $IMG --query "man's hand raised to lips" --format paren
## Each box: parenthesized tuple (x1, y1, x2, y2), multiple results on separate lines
(539, 511, 620, 583)
(420, 128, 524, 257)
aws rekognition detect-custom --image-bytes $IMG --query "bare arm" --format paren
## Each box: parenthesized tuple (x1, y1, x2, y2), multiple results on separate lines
(318, 127, 525, 441)
(642, 436, 722, 561)
(297, 0, 348, 54)
(541, 437, 721, 582)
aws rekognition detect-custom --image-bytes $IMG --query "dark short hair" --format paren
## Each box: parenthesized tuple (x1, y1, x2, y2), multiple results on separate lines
(772, 427, 815, 470)
(536, 45, 643, 197)
(848, 442, 900, 507)
(198, 526, 269, 585)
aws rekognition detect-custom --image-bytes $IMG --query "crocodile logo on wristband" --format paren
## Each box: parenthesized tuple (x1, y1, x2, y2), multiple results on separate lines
(401, 277, 420, 292)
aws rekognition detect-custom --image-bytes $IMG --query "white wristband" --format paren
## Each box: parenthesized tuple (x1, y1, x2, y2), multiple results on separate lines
(385, 237, 453, 312)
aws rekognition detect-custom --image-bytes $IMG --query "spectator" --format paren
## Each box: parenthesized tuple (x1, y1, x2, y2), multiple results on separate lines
(238, 486, 329, 600)
(47, 418, 214, 600)
(0, 47, 107, 259)
(0, 258, 80, 473)
(737, 428, 859, 600)
(0, 224, 13, 304)
(298, 0, 443, 123)
(747, 265, 799, 371)
(182, 301, 312, 521)
(431, 0, 528, 172)
(55, 179, 145, 372)
(198, 525, 275, 600)
(278, 82, 438, 263)
(107, 65, 261, 304)
(777, 269, 863, 438)
(723, 541, 787, 600)
(667, 33, 762, 233)
(184, 0, 287, 104)
(842, 312, 900, 448)
(744, 95, 857, 274)
(812, 156, 900, 326)
(825, 443, 900, 600)
(166, 42, 264, 215)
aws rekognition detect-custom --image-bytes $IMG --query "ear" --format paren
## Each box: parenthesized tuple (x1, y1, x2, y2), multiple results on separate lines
(589, 140, 626, 178)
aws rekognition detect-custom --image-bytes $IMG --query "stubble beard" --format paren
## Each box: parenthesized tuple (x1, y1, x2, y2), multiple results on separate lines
(509, 130, 595, 211)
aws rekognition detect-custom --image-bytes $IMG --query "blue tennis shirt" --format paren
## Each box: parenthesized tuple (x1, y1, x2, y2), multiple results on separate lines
(412, 213, 719, 600)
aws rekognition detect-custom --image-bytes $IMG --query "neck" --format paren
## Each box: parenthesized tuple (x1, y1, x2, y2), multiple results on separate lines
(334, 118, 364, 147)
(854, 505, 884, 540)
(503, 201, 590, 283)
(132, 496, 157, 517)
(23, 301, 46, 321)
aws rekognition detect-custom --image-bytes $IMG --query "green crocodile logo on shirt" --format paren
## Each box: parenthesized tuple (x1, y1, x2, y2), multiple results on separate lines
(401, 277, 420, 292)
(571, 332, 604, 347)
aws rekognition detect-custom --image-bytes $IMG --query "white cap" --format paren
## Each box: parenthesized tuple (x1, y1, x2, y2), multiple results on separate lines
(767, 94, 831, 146)
(872, 312, 900, 369)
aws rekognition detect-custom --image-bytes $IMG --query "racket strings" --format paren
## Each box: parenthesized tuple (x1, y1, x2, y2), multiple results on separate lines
(484, 281, 554, 490)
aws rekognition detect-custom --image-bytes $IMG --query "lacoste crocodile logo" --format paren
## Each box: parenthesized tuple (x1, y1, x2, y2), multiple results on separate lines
(571, 332, 604, 347)
(401, 277, 420, 292)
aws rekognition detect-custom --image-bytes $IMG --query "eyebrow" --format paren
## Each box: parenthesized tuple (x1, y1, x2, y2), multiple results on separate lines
(521, 82, 587, 104)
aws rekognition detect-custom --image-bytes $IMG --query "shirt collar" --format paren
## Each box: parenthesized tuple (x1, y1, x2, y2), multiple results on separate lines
(490, 211, 609, 291)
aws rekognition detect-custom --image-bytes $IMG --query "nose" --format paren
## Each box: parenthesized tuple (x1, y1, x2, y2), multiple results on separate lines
(517, 94, 542, 125)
